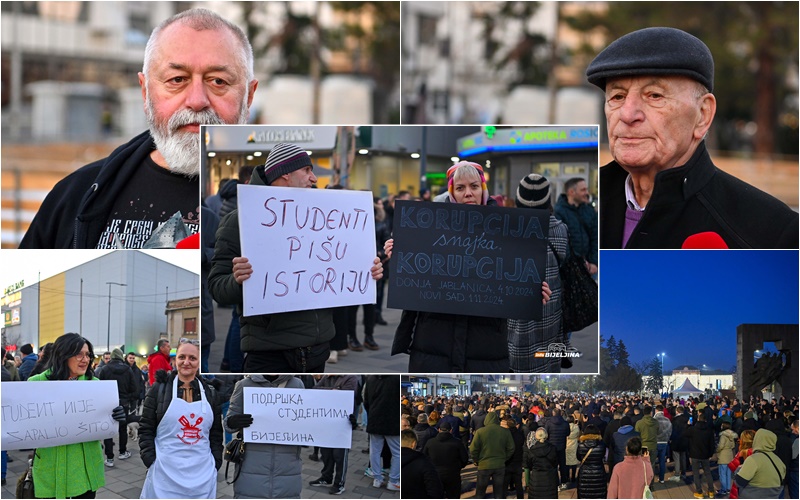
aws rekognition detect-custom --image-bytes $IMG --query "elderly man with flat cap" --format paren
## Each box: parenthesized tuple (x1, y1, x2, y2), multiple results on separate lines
(587, 27, 798, 249)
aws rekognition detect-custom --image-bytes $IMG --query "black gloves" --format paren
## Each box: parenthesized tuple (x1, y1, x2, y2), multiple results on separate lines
(111, 406, 127, 422)
(349, 414, 358, 430)
(228, 413, 254, 429)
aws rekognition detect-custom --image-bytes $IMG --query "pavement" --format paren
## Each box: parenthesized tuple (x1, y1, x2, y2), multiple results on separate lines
(1, 424, 400, 500)
(459, 460, 726, 499)
(206, 303, 597, 375)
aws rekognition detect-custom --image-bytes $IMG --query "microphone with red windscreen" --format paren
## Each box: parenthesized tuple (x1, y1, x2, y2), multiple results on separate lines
(681, 232, 729, 249)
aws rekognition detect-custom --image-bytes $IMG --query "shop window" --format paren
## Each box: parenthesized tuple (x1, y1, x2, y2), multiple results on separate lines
(183, 318, 197, 336)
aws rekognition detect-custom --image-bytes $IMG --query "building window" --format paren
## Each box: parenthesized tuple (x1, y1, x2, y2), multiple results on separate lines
(418, 14, 437, 45)
(183, 318, 197, 336)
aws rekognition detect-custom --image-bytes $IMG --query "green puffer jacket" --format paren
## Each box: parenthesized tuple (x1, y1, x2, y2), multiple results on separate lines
(469, 412, 514, 470)
(28, 371, 105, 498)
(208, 168, 335, 352)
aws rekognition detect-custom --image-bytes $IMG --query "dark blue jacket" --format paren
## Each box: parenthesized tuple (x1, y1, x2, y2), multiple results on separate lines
(554, 194, 598, 265)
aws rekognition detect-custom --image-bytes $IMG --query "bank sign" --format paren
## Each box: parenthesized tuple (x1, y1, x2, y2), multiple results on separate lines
(457, 126, 599, 157)
(204, 125, 338, 152)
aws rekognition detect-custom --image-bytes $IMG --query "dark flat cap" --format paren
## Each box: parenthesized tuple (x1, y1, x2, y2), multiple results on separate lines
(586, 27, 714, 92)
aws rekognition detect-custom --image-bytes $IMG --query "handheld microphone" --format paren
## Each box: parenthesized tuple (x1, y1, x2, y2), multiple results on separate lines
(681, 232, 728, 249)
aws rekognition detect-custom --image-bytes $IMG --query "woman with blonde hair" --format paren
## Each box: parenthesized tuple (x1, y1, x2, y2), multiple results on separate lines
(525, 427, 559, 498)
(728, 429, 757, 499)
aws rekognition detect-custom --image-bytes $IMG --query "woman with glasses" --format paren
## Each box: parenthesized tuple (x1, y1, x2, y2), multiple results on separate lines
(139, 338, 223, 498)
(27, 333, 127, 498)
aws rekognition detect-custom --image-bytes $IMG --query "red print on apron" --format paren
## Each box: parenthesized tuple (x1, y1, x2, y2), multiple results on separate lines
(176, 413, 204, 444)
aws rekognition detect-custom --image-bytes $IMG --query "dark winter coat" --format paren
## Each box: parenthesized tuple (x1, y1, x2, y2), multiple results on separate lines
(139, 370, 223, 470)
(508, 425, 525, 467)
(670, 412, 690, 452)
(96, 358, 139, 407)
(363, 375, 399, 436)
(401, 447, 445, 498)
(393, 310, 508, 373)
(554, 194, 598, 264)
(545, 415, 570, 451)
(18, 353, 38, 381)
(224, 375, 305, 499)
(20, 131, 159, 248)
(600, 141, 799, 249)
(201, 206, 219, 347)
(686, 420, 715, 459)
(217, 179, 239, 220)
(612, 426, 640, 465)
(423, 430, 469, 481)
(525, 440, 559, 499)
(577, 433, 607, 498)
(208, 169, 335, 355)
(413, 423, 438, 452)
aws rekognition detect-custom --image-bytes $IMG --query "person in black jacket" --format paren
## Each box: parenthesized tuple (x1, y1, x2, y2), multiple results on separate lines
(364, 375, 401, 491)
(19, 8, 260, 249)
(139, 341, 223, 498)
(576, 424, 607, 498)
(401, 430, 444, 498)
(587, 27, 798, 249)
(670, 405, 691, 481)
(685, 411, 716, 498)
(545, 408, 571, 489)
(97, 348, 139, 466)
(423, 421, 468, 499)
(413, 413, 438, 452)
(502, 416, 526, 499)
(525, 427, 559, 499)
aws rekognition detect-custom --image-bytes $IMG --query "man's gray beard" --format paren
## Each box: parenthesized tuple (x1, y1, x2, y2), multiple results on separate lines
(145, 90, 249, 178)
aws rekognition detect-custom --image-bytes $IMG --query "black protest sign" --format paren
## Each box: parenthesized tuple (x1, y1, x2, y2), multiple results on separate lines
(387, 200, 549, 320)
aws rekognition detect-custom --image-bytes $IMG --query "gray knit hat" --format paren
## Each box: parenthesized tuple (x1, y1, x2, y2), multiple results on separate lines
(516, 173, 551, 209)
(260, 143, 313, 185)
(586, 27, 714, 92)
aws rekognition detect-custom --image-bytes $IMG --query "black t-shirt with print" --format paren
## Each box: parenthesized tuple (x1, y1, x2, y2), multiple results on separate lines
(96, 155, 199, 249)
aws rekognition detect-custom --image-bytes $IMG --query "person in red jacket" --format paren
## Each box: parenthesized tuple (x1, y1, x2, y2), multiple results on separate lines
(147, 339, 172, 386)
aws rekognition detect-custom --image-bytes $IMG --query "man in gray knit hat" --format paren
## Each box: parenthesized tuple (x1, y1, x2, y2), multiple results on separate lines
(588, 27, 798, 249)
(208, 143, 383, 373)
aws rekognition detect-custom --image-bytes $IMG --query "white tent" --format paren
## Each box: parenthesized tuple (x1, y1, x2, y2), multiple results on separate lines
(673, 378, 704, 396)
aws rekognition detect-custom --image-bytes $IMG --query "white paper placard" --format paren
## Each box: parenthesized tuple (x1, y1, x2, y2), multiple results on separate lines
(243, 387, 353, 449)
(1, 380, 120, 450)
(238, 185, 377, 316)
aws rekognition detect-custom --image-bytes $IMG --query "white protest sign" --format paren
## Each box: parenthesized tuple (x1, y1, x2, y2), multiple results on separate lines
(243, 387, 353, 449)
(238, 184, 376, 316)
(1, 381, 119, 450)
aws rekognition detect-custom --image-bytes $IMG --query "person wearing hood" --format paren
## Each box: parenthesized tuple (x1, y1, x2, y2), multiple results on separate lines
(139, 339, 222, 498)
(209, 144, 383, 373)
(635, 405, 658, 485)
(685, 411, 716, 499)
(612, 416, 640, 466)
(97, 348, 139, 466)
(470, 411, 515, 498)
(764, 418, 793, 497)
(735, 428, 786, 499)
(653, 405, 673, 484)
(387, 162, 551, 373)
(524, 427, 559, 499)
(147, 339, 172, 386)
(717, 420, 739, 496)
(223, 374, 305, 498)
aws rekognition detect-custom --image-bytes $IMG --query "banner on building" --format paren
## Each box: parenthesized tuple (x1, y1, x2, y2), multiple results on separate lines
(243, 387, 353, 448)
(238, 185, 377, 316)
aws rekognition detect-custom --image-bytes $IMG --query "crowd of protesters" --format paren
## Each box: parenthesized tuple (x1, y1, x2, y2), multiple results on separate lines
(400, 391, 798, 499)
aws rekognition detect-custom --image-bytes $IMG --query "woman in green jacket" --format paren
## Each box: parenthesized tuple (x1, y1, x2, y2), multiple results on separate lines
(28, 333, 125, 498)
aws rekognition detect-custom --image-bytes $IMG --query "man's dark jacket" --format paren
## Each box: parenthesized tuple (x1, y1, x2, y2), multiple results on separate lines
(20, 131, 154, 248)
(97, 358, 139, 407)
(401, 447, 445, 498)
(423, 430, 469, 479)
(600, 141, 799, 249)
(208, 168, 335, 353)
(544, 414, 570, 450)
(685, 420, 715, 459)
(363, 375, 399, 436)
(554, 194, 598, 264)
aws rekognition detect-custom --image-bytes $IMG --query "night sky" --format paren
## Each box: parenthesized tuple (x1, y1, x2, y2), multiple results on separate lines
(599, 250, 798, 371)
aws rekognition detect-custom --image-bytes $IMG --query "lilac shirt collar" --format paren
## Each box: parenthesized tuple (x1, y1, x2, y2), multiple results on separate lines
(624, 174, 646, 212)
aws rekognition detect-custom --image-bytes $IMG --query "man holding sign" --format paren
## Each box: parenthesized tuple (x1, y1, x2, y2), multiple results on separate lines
(209, 143, 383, 373)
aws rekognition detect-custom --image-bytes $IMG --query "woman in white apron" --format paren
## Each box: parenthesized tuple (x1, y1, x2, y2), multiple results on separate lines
(139, 339, 222, 498)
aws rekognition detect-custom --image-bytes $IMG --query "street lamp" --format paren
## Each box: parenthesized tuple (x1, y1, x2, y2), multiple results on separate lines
(106, 281, 127, 352)
(657, 353, 666, 393)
